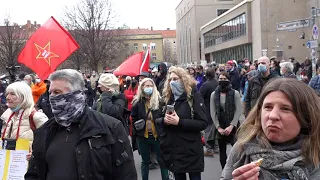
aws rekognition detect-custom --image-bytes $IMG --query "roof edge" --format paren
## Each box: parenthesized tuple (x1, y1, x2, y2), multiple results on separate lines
(200, 0, 253, 32)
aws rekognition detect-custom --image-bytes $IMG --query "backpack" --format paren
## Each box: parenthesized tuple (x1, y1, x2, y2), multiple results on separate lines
(29, 110, 37, 131)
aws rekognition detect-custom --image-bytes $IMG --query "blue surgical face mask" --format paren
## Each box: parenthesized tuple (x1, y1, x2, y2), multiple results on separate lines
(258, 64, 267, 73)
(143, 87, 153, 95)
(10, 105, 21, 112)
(170, 81, 184, 100)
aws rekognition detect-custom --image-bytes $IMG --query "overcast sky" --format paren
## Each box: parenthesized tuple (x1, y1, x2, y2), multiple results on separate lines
(0, 0, 180, 30)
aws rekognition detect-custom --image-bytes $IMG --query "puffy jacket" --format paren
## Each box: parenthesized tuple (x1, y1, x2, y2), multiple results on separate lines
(24, 107, 137, 180)
(309, 75, 320, 95)
(196, 73, 206, 91)
(229, 68, 240, 91)
(156, 91, 208, 173)
(124, 87, 138, 111)
(1, 108, 48, 141)
(32, 82, 47, 104)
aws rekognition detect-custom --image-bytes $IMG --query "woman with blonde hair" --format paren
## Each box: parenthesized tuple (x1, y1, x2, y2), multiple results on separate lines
(131, 78, 169, 180)
(222, 78, 320, 180)
(156, 66, 208, 180)
(1, 82, 48, 147)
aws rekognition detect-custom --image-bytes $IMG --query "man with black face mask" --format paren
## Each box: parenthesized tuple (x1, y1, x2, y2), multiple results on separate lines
(25, 69, 137, 180)
(209, 72, 242, 169)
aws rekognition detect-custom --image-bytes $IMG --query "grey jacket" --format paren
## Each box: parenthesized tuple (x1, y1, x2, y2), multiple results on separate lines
(221, 143, 320, 180)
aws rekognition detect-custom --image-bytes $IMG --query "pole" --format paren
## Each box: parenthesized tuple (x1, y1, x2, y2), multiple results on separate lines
(311, 7, 317, 77)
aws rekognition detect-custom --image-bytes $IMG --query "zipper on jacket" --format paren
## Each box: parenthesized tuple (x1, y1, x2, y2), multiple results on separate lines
(65, 126, 71, 142)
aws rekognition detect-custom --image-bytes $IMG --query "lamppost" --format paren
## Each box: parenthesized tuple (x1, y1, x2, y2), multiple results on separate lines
(311, 7, 317, 77)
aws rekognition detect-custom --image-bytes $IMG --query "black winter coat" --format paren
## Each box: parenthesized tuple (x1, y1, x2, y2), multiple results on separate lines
(199, 79, 219, 125)
(92, 92, 127, 125)
(36, 91, 54, 119)
(131, 98, 161, 137)
(25, 107, 137, 180)
(156, 91, 208, 173)
(229, 69, 240, 91)
(244, 72, 278, 115)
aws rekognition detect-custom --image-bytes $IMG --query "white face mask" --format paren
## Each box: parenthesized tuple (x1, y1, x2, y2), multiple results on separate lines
(35, 79, 41, 83)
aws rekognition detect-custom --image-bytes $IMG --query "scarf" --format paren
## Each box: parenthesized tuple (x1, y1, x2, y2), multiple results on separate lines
(170, 81, 184, 100)
(244, 137, 313, 180)
(50, 90, 86, 127)
(214, 87, 235, 129)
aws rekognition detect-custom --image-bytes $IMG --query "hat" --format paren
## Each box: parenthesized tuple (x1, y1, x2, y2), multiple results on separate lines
(138, 72, 149, 78)
(98, 73, 119, 89)
(226, 60, 234, 66)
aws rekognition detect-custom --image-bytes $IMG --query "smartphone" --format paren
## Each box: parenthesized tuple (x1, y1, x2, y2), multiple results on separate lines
(166, 105, 175, 115)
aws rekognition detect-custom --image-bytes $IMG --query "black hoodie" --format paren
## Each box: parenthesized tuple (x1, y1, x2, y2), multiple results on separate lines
(156, 63, 168, 93)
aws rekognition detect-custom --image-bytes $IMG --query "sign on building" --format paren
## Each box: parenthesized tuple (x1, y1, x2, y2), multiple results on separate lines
(312, 24, 319, 40)
(306, 40, 318, 49)
(276, 19, 310, 31)
(262, 49, 268, 56)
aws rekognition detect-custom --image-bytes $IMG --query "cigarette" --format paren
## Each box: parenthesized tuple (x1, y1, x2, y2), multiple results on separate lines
(254, 158, 263, 166)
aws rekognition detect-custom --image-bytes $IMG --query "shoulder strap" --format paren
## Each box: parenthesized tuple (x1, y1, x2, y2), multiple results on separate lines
(29, 110, 37, 131)
(187, 97, 194, 119)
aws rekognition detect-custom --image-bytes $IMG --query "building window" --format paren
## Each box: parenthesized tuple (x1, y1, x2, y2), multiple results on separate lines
(152, 53, 156, 60)
(151, 43, 156, 50)
(217, 9, 229, 16)
(124, 43, 129, 47)
(142, 43, 147, 50)
(204, 13, 247, 48)
(134, 43, 138, 50)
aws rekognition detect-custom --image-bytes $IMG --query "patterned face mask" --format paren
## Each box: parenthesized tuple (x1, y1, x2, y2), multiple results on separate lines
(49, 90, 86, 127)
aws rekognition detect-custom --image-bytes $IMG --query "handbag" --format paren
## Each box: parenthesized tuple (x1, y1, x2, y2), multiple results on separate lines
(134, 109, 151, 131)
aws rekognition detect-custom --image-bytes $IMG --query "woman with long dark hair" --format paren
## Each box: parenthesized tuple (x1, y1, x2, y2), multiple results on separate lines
(209, 72, 242, 169)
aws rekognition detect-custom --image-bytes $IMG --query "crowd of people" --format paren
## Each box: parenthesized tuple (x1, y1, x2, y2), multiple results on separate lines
(0, 56, 319, 180)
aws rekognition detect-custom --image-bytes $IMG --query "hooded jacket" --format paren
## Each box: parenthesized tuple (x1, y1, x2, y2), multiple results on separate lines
(156, 63, 168, 94)
(32, 82, 47, 104)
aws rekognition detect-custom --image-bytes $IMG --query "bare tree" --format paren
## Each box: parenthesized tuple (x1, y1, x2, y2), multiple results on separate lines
(63, 0, 127, 72)
(0, 18, 27, 73)
(163, 39, 177, 65)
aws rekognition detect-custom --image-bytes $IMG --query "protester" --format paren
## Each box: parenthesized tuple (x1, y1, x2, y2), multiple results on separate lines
(209, 72, 241, 169)
(187, 67, 196, 78)
(131, 78, 169, 180)
(195, 65, 206, 91)
(90, 71, 99, 89)
(124, 76, 132, 90)
(24, 75, 34, 87)
(124, 78, 138, 112)
(31, 75, 47, 104)
(242, 70, 259, 102)
(245, 56, 278, 115)
(222, 78, 320, 179)
(199, 67, 219, 157)
(303, 58, 313, 81)
(25, 69, 137, 180)
(270, 59, 281, 76)
(309, 66, 320, 96)
(36, 80, 54, 119)
(280, 61, 296, 78)
(226, 60, 240, 91)
(92, 73, 127, 126)
(155, 62, 168, 93)
(156, 66, 208, 180)
(1, 82, 48, 142)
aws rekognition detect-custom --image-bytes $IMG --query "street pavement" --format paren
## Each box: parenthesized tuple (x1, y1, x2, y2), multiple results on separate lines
(134, 146, 231, 180)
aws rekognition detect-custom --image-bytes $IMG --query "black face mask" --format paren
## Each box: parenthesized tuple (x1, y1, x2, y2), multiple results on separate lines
(219, 81, 230, 92)
(131, 80, 137, 88)
(126, 80, 131, 87)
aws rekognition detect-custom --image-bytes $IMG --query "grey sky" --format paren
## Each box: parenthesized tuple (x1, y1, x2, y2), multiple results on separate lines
(1, 0, 180, 30)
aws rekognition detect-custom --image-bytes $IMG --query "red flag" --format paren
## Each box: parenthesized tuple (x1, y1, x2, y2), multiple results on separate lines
(18, 16, 79, 80)
(113, 52, 143, 77)
(140, 49, 150, 73)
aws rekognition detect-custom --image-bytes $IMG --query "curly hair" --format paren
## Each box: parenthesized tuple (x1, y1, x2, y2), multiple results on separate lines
(162, 66, 197, 104)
